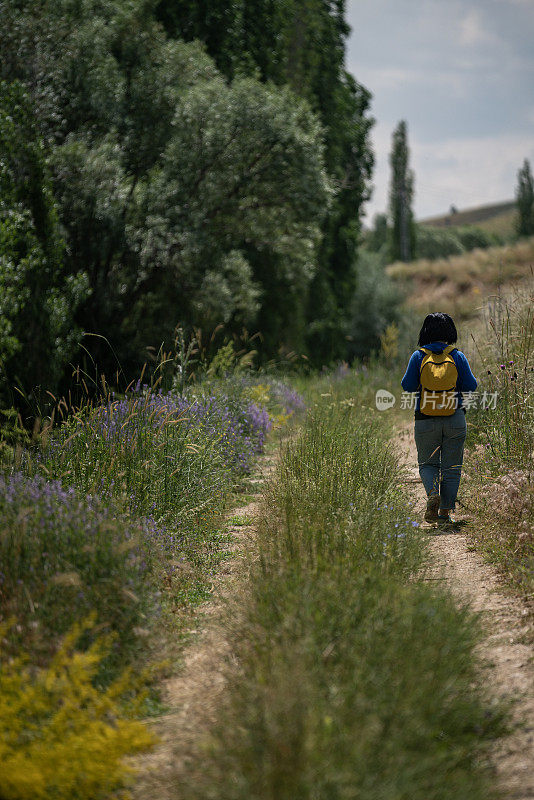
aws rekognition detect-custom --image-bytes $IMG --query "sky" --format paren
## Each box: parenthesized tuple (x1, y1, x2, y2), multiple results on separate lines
(345, 0, 534, 223)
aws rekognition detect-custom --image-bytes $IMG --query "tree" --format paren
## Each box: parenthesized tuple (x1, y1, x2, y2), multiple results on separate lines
(0, 0, 369, 391)
(0, 80, 88, 410)
(156, 0, 374, 364)
(129, 76, 329, 359)
(516, 159, 534, 237)
(389, 120, 415, 262)
(366, 213, 389, 253)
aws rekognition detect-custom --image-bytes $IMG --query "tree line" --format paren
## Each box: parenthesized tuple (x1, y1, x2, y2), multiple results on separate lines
(382, 120, 534, 263)
(0, 0, 373, 413)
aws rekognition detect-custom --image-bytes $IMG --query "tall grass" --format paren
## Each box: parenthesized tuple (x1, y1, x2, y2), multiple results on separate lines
(387, 237, 534, 321)
(0, 473, 153, 667)
(0, 370, 302, 796)
(465, 287, 534, 595)
(175, 385, 505, 799)
(0, 374, 292, 673)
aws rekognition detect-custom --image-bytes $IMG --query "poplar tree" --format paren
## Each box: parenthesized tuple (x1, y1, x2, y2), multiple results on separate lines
(389, 120, 415, 262)
(516, 159, 534, 237)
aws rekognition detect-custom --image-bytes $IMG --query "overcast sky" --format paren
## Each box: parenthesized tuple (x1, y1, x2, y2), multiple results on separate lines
(345, 0, 534, 222)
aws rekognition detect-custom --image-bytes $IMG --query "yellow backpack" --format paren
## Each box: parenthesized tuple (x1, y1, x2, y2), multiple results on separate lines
(419, 345, 458, 416)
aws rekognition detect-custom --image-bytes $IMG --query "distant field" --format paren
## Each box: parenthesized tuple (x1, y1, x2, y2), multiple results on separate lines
(420, 200, 517, 238)
(387, 236, 534, 321)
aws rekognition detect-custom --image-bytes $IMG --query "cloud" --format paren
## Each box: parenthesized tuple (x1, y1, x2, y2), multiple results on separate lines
(355, 65, 469, 98)
(347, 0, 534, 222)
(458, 9, 499, 47)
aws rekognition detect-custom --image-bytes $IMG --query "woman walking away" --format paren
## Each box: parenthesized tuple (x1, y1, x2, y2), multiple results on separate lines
(401, 312, 477, 528)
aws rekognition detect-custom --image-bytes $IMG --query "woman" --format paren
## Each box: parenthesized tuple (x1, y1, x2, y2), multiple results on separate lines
(401, 312, 477, 527)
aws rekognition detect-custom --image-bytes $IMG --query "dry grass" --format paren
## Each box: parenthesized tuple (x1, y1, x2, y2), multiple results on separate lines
(463, 287, 534, 598)
(387, 237, 534, 319)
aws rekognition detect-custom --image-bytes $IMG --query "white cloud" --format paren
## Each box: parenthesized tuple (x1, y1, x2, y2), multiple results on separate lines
(458, 9, 499, 47)
(347, 0, 534, 223)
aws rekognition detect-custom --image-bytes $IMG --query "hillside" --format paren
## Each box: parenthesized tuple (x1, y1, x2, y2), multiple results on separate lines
(386, 236, 534, 320)
(420, 200, 517, 237)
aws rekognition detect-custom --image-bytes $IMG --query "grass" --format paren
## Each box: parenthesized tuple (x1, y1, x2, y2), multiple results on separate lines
(0, 368, 305, 797)
(227, 514, 254, 526)
(173, 379, 507, 800)
(387, 237, 534, 320)
(463, 286, 534, 599)
(421, 201, 516, 237)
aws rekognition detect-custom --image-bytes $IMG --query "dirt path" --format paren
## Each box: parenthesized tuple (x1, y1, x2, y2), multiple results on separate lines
(131, 452, 276, 799)
(131, 428, 533, 799)
(397, 423, 534, 799)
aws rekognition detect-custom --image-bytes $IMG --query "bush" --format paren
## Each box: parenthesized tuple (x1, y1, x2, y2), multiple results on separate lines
(184, 372, 305, 429)
(349, 250, 403, 360)
(0, 473, 152, 666)
(415, 226, 465, 260)
(0, 616, 155, 800)
(455, 226, 496, 252)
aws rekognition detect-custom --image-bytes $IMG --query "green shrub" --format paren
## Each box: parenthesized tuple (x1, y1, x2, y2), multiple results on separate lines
(0, 616, 155, 800)
(349, 250, 403, 360)
(415, 226, 465, 260)
(455, 226, 496, 252)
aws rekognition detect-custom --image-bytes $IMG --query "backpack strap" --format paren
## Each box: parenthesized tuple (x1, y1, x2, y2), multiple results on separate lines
(419, 345, 456, 356)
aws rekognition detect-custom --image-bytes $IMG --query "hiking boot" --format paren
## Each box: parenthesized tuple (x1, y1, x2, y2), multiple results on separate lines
(437, 512, 455, 530)
(424, 494, 440, 523)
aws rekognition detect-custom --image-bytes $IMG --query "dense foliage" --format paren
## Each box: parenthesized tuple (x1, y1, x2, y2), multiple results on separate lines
(0, 0, 374, 412)
(0, 80, 88, 409)
(156, 0, 375, 362)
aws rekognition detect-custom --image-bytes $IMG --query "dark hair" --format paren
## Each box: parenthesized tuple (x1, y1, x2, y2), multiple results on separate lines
(417, 312, 457, 346)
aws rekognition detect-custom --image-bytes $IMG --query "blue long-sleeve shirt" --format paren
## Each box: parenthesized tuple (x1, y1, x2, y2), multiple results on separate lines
(401, 341, 477, 413)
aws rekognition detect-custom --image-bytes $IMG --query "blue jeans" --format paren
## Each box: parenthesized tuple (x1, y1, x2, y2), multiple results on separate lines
(414, 409, 467, 512)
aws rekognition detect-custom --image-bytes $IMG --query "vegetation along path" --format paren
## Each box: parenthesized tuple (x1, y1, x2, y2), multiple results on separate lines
(131, 450, 277, 799)
(397, 423, 534, 800)
(134, 410, 534, 800)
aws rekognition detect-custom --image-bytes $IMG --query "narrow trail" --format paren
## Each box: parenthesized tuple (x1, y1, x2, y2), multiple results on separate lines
(397, 423, 534, 800)
(131, 452, 276, 800)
